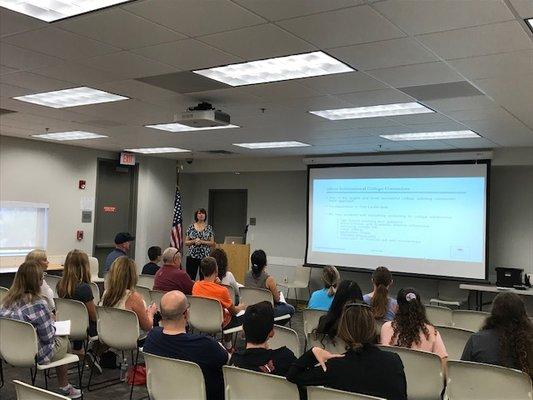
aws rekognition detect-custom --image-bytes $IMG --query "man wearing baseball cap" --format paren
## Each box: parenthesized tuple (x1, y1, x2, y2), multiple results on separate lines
(103, 232, 135, 274)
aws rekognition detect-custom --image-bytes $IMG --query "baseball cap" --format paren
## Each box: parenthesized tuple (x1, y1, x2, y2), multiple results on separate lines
(115, 232, 135, 244)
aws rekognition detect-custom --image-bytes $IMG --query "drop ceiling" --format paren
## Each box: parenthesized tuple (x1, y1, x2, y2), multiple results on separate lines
(0, 0, 532, 159)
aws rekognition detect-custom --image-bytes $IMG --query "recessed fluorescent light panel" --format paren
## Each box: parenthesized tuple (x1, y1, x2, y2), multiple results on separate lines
(145, 123, 239, 132)
(32, 131, 107, 141)
(380, 130, 481, 141)
(310, 102, 434, 120)
(233, 141, 311, 149)
(0, 0, 133, 22)
(193, 51, 354, 86)
(13, 87, 128, 108)
(125, 147, 190, 154)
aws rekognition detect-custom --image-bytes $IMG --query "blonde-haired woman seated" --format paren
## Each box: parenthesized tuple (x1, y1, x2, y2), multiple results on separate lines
(25, 249, 55, 311)
(0, 262, 82, 398)
(101, 256, 157, 332)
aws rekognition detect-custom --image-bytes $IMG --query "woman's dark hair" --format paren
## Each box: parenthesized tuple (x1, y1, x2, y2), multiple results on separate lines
(210, 248, 228, 280)
(251, 250, 267, 278)
(314, 280, 363, 341)
(147, 246, 162, 262)
(371, 266, 393, 320)
(482, 292, 533, 377)
(391, 288, 431, 348)
(194, 208, 207, 222)
(200, 256, 217, 277)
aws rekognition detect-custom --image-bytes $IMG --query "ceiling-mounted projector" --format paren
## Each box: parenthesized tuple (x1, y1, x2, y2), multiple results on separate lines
(178, 102, 230, 128)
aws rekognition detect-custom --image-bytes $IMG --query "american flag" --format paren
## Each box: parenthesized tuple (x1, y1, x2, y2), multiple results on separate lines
(170, 187, 183, 251)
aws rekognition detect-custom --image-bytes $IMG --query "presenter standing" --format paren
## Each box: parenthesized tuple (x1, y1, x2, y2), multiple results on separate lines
(185, 208, 215, 280)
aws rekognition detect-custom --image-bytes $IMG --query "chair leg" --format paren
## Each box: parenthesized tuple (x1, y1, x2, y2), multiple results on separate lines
(129, 349, 140, 400)
(77, 361, 83, 399)
(44, 368, 49, 389)
(0, 359, 3, 389)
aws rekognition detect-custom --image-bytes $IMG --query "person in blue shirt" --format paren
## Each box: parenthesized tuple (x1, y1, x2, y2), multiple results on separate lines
(308, 266, 340, 311)
(363, 266, 398, 322)
(103, 232, 134, 274)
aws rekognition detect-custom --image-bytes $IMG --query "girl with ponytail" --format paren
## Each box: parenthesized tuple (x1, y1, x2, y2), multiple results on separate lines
(308, 265, 340, 311)
(363, 267, 397, 322)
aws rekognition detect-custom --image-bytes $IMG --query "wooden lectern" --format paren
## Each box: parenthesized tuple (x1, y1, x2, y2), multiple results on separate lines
(217, 243, 250, 283)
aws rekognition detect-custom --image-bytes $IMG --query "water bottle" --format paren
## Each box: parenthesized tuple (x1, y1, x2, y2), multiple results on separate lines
(120, 358, 128, 382)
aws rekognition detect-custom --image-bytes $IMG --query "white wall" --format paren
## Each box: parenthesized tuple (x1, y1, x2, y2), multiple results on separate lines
(0, 136, 176, 270)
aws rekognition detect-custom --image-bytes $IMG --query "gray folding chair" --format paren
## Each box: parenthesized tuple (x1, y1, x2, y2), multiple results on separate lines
(425, 305, 453, 326)
(240, 287, 291, 323)
(44, 274, 61, 297)
(269, 325, 301, 357)
(307, 386, 386, 400)
(221, 284, 236, 305)
(144, 352, 206, 400)
(135, 285, 152, 306)
(303, 308, 326, 348)
(452, 310, 489, 332)
(187, 296, 242, 337)
(137, 274, 155, 290)
(149, 289, 165, 307)
(435, 325, 473, 360)
(13, 380, 70, 400)
(307, 333, 347, 353)
(88, 281, 100, 305)
(0, 286, 8, 302)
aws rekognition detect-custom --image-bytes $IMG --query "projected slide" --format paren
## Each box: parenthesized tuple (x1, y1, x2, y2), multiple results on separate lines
(307, 163, 488, 280)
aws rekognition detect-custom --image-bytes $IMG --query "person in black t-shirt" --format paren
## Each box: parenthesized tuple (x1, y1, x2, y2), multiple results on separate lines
(143, 290, 229, 400)
(230, 301, 296, 376)
(142, 246, 162, 275)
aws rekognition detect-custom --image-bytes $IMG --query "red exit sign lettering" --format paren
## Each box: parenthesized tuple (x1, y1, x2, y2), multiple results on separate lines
(103, 206, 117, 213)
(120, 152, 135, 166)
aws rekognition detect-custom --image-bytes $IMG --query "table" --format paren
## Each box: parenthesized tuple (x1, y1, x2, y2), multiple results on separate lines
(459, 283, 533, 310)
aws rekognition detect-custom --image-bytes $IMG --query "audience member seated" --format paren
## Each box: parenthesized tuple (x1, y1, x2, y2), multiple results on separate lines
(461, 292, 533, 378)
(25, 249, 55, 311)
(210, 248, 240, 297)
(313, 280, 363, 343)
(308, 265, 340, 311)
(143, 291, 229, 400)
(364, 267, 397, 322)
(142, 246, 162, 275)
(381, 288, 448, 373)
(56, 250, 99, 363)
(230, 301, 296, 376)
(0, 262, 82, 398)
(244, 250, 295, 320)
(153, 247, 194, 295)
(101, 256, 157, 332)
(192, 257, 245, 331)
(287, 300, 407, 400)
(103, 232, 135, 274)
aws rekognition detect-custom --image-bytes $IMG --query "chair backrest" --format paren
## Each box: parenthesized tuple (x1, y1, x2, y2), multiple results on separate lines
(54, 298, 89, 341)
(452, 310, 489, 332)
(0, 317, 39, 367)
(47, 255, 66, 265)
(95, 306, 140, 350)
(307, 333, 347, 353)
(239, 287, 273, 306)
(88, 256, 100, 279)
(44, 274, 62, 297)
(135, 285, 152, 306)
(269, 325, 301, 357)
(437, 280, 469, 302)
(303, 309, 327, 337)
(425, 305, 453, 326)
(144, 352, 206, 400)
(149, 290, 165, 307)
(0, 286, 8, 302)
(187, 296, 223, 334)
(137, 274, 155, 290)
(88, 281, 100, 305)
(379, 346, 443, 400)
(307, 386, 385, 400)
(223, 365, 299, 400)
(293, 265, 311, 285)
(14, 380, 70, 400)
(446, 360, 533, 400)
(221, 284, 236, 304)
(435, 325, 473, 360)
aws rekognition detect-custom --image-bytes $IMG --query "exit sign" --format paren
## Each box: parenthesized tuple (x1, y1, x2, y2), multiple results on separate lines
(120, 152, 135, 166)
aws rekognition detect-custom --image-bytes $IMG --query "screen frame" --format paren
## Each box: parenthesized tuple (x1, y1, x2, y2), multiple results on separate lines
(304, 159, 491, 282)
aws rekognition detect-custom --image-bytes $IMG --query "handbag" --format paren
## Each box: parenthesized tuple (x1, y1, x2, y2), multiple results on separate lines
(127, 363, 147, 386)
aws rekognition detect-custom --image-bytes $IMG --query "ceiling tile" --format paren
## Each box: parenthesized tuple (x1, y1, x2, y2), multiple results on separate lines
(402, 141, 456, 150)
(0, 82, 33, 98)
(131, 39, 241, 70)
(508, 0, 533, 18)
(78, 51, 176, 80)
(337, 88, 414, 106)
(95, 79, 188, 107)
(0, 64, 18, 75)
(0, 7, 47, 37)
(3, 27, 119, 60)
(239, 80, 322, 100)
(30, 61, 125, 85)
(388, 113, 456, 126)
(123, 0, 265, 36)
(58, 8, 186, 50)
(449, 50, 533, 80)
(299, 72, 387, 95)
(372, 0, 515, 35)
(423, 95, 498, 112)
(417, 21, 533, 60)
(0, 43, 61, 71)
(278, 5, 405, 49)
(367, 62, 464, 87)
(0, 71, 73, 92)
(329, 37, 438, 71)
(233, 0, 362, 21)
(198, 24, 315, 59)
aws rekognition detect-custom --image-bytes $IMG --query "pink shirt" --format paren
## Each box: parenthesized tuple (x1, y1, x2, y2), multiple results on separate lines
(380, 321, 448, 359)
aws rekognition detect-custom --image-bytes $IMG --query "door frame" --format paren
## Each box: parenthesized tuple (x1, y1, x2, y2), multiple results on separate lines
(92, 157, 139, 258)
(208, 189, 248, 242)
